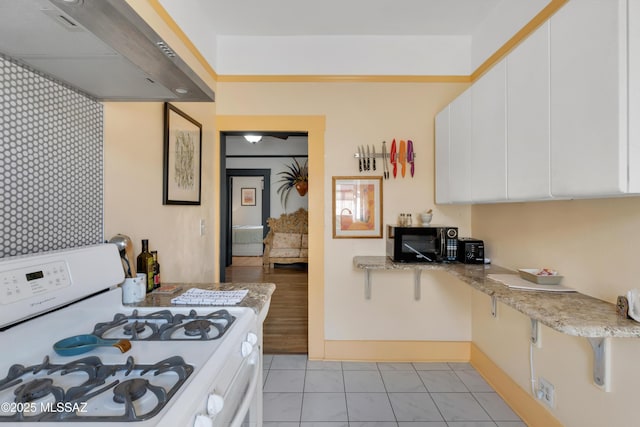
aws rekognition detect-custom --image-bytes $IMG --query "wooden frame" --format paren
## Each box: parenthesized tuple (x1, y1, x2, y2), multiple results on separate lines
(241, 187, 256, 206)
(332, 176, 383, 238)
(163, 103, 202, 205)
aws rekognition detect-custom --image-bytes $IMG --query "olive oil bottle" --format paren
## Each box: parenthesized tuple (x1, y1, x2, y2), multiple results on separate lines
(152, 250, 161, 289)
(137, 239, 155, 293)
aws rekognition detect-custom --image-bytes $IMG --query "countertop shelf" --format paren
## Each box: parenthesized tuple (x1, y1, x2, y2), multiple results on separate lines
(354, 256, 640, 391)
(353, 256, 640, 339)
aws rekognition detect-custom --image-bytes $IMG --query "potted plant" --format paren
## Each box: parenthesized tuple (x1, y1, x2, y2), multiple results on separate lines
(276, 158, 308, 208)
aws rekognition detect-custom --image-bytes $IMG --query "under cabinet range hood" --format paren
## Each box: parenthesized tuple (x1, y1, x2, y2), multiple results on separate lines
(0, 0, 215, 101)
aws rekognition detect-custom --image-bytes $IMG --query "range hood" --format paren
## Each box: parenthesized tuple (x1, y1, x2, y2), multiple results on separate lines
(0, 0, 215, 101)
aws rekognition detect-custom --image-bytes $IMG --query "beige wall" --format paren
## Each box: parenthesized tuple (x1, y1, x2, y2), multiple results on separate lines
(472, 198, 640, 427)
(103, 102, 217, 282)
(217, 82, 473, 343)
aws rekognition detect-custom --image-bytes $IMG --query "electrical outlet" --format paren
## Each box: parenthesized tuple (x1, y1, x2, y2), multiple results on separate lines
(537, 377, 555, 408)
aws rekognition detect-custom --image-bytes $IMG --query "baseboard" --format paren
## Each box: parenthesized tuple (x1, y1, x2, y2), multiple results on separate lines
(470, 343, 563, 427)
(322, 340, 470, 362)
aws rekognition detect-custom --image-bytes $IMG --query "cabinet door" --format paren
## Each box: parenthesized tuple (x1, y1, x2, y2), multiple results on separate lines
(550, 0, 627, 196)
(435, 106, 451, 204)
(448, 89, 472, 203)
(471, 60, 507, 202)
(507, 22, 551, 200)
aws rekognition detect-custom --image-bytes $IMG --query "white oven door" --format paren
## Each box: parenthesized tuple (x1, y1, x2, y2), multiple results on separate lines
(194, 345, 261, 427)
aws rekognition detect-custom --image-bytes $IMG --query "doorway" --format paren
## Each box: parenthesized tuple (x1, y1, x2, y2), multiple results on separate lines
(225, 169, 270, 266)
(216, 115, 325, 359)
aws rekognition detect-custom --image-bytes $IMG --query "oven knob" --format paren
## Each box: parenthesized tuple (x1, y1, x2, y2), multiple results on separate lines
(207, 393, 225, 416)
(246, 332, 258, 345)
(194, 414, 213, 427)
(241, 340, 254, 357)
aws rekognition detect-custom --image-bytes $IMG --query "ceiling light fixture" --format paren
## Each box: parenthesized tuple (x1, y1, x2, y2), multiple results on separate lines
(244, 135, 262, 144)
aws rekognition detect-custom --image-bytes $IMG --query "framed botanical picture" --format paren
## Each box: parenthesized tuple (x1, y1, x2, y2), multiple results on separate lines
(163, 103, 202, 205)
(332, 176, 383, 238)
(241, 188, 256, 206)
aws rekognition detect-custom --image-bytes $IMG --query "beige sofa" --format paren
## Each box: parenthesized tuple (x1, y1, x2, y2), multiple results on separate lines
(263, 208, 308, 268)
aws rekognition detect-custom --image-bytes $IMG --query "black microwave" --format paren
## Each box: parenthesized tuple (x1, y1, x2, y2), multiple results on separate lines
(386, 225, 458, 262)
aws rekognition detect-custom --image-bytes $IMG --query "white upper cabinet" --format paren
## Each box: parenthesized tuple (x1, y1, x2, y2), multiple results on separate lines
(550, 0, 628, 197)
(630, 0, 640, 191)
(448, 89, 472, 203)
(434, 0, 638, 204)
(507, 22, 551, 200)
(471, 59, 507, 202)
(435, 106, 451, 204)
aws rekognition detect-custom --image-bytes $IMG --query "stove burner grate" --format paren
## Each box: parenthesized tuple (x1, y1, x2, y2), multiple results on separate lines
(0, 355, 193, 423)
(92, 309, 236, 341)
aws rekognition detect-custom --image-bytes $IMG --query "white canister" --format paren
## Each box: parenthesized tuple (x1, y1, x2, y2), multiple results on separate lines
(121, 273, 146, 305)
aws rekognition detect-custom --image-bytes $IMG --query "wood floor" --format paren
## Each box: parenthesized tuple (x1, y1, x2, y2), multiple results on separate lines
(225, 259, 308, 354)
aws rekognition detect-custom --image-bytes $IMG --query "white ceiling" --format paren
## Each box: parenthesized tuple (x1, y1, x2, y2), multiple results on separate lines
(195, 0, 504, 36)
(159, 0, 551, 75)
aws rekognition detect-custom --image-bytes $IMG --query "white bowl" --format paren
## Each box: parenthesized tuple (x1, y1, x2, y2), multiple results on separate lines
(419, 213, 432, 225)
(518, 269, 563, 285)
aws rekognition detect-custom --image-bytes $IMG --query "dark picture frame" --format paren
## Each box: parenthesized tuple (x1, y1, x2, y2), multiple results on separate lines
(241, 188, 256, 206)
(332, 176, 383, 238)
(163, 103, 202, 205)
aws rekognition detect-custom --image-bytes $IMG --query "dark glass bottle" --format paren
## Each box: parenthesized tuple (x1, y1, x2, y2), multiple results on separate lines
(152, 250, 161, 289)
(137, 239, 154, 293)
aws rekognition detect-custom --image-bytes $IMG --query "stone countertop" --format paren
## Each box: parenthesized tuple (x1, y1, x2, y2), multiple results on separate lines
(138, 282, 276, 315)
(353, 256, 640, 338)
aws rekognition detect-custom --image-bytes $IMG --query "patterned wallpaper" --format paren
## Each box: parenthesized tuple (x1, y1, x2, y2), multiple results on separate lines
(0, 55, 103, 258)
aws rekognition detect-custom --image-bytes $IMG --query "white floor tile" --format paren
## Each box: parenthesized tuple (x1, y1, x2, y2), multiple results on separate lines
(397, 423, 447, 427)
(378, 362, 416, 371)
(344, 370, 386, 392)
(446, 422, 497, 427)
(263, 392, 303, 422)
(351, 423, 399, 427)
(262, 356, 523, 427)
(448, 362, 474, 371)
(418, 371, 469, 392)
(342, 361, 379, 371)
(264, 370, 306, 392)
(346, 393, 396, 422)
(307, 360, 342, 370)
(300, 423, 348, 427)
(388, 393, 444, 422)
(431, 393, 491, 422)
(301, 393, 348, 422)
(411, 363, 452, 371)
(304, 370, 345, 392)
(381, 371, 427, 392)
(472, 393, 521, 421)
(271, 354, 309, 370)
(455, 371, 493, 392)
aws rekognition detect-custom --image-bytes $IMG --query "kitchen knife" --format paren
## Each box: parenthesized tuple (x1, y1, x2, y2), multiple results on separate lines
(399, 140, 407, 178)
(390, 139, 397, 178)
(407, 140, 414, 177)
(366, 145, 371, 171)
(382, 141, 389, 179)
(358, 145, 363, 172)
(372, 144, 376, 171)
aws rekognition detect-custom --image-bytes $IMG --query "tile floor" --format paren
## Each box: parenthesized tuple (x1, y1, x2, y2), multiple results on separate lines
(263, 354, 527, 427)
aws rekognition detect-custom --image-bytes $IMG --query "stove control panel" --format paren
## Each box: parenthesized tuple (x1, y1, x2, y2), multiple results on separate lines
(0, 261, 71, 304)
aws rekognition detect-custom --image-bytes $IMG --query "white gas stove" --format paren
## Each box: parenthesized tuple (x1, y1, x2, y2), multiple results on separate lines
(0, 245, 261, 426)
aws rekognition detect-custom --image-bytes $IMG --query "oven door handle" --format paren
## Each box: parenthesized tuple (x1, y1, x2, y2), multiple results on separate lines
(228, 347, 260, 427)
